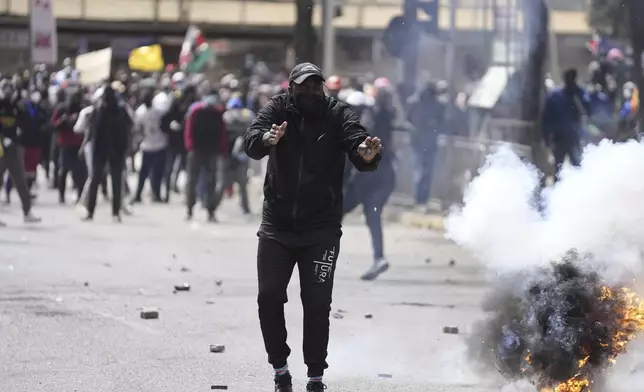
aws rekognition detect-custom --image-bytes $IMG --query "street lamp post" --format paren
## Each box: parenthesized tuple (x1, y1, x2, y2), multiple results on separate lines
(322, 0, 336, 76)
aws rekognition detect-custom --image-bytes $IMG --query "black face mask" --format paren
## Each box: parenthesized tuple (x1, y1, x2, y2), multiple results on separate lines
(104, 93, 117, 108)
(0, 88, 13, 102)
(141, 91, 154, 107)
(293, 92, 324, 116)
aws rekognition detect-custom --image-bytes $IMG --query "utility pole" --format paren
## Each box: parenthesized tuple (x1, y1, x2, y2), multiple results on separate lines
(322, 0, 335, 76)
(402, 0, 418, 100)
(445, 0, 458, 130)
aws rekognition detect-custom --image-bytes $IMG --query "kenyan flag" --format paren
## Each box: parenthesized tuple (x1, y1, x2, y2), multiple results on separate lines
(179, 25, 214, 73)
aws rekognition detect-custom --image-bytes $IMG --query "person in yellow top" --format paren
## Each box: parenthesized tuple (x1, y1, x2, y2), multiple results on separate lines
(618, 82, 639, 142)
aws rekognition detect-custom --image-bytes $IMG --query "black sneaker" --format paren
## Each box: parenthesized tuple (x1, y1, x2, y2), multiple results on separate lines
(306, 381, 327, 392)
(274, 373, 292, 392)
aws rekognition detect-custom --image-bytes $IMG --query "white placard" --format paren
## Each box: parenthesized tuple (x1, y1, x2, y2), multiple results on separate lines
(76, 48, 112, 86)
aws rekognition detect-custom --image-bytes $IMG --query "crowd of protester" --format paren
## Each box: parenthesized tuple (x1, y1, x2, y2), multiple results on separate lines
(542, 46, 642, 180)
(0, 58, 456, 282)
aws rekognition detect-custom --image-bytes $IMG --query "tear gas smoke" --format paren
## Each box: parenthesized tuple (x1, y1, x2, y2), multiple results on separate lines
(445, 141, 644, 391)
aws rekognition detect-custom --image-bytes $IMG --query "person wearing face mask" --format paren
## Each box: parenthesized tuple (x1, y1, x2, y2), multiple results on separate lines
(161, 83, 197, 202)
(406, 80, 446, 210)
(343, 81, 398, 281)
(84, 84, 132, 222)
(131, 87, 169, 204)
(213, 96, 255, 216)
(542, 68, 592, 180)
(244, 62, 382, 392)
(5, 89, 48, 203)
(51, 88, 87, 204)
(184, 88, 227, 221)
(74, 86, 111, 210)
(0, 80, 41, 225)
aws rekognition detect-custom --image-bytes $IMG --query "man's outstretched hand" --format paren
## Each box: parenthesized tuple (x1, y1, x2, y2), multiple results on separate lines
(265, 121, 287, 145)
(358, 136, 382, 162)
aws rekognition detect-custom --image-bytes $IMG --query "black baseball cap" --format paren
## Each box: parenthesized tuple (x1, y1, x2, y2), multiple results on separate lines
(289, 62, 325, 85)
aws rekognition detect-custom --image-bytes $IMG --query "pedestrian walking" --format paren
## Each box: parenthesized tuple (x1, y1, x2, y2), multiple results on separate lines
(84, 84, 132, 222)
(0, 79, 41, 225)
(184, 89, 227, 221)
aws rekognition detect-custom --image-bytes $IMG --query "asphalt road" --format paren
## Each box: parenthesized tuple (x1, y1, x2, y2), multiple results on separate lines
(1, 187, 643, 392)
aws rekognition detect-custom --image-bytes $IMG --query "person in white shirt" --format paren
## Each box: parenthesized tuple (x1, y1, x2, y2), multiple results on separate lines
(131, 88, 169, 203)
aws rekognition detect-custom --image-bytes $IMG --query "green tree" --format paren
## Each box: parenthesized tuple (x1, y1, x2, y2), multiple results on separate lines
(587, 0, 628, 38)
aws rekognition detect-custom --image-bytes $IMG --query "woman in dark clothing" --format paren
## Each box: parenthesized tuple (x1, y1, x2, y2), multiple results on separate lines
(343, 83, 398, 281)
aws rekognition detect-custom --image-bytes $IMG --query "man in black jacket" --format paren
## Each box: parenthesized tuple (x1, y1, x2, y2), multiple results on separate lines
(84, 84, 132, 222)
(244, 62, 382, 392)
(0, 79, 41, 225)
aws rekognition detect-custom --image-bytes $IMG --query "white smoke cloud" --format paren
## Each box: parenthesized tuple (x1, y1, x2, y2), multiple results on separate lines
(445, 140, 644, 283)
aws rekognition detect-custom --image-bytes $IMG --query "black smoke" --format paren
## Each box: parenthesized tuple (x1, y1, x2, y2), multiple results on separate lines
(468, 250, 638, 390)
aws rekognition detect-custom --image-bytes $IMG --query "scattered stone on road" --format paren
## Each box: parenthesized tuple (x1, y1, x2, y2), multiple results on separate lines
(180, 266, 191, 272)
(443, 326, 459, 334)
(378, 374, 393, 378)
(140, 308, 159, 319)
(365, 314, 373, 319)
(448, 259, 456, 267)
(1, 190, 484, 392)
(425, 257, 432, 264)
(174, 283, 191, 292)
(215, 280, 223, 287)
(210, 344, 226, 353)
(83, 281, 89, 287)
(332, 313, 344, 319)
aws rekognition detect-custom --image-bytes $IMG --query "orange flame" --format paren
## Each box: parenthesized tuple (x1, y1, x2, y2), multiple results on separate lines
(535, 286, 644, 392)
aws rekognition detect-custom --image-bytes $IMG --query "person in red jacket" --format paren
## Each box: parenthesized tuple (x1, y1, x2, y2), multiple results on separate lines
(184, 89, 227, 222)
(51, 88, 87, 204)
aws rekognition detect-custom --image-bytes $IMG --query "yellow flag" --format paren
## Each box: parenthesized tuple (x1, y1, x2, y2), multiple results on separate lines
(0, 142, 4, 158)
(128, 45, 164, 72)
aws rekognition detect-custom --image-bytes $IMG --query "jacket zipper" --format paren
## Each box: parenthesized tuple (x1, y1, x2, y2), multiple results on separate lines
(292, 118, 305, 225)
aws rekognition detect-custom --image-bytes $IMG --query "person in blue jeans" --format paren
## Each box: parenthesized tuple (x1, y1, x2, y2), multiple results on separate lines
(131, 88, 168, 203)
(406, 81, 446, 207)
(343, 80, 397, 280)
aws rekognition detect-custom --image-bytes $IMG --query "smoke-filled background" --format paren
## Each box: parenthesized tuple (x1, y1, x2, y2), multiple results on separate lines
(445, 141, 644, 390)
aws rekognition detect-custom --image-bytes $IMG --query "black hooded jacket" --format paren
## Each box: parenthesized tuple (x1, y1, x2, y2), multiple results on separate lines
(245, 93, 380, 232)
(92, 99, 132, 157)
